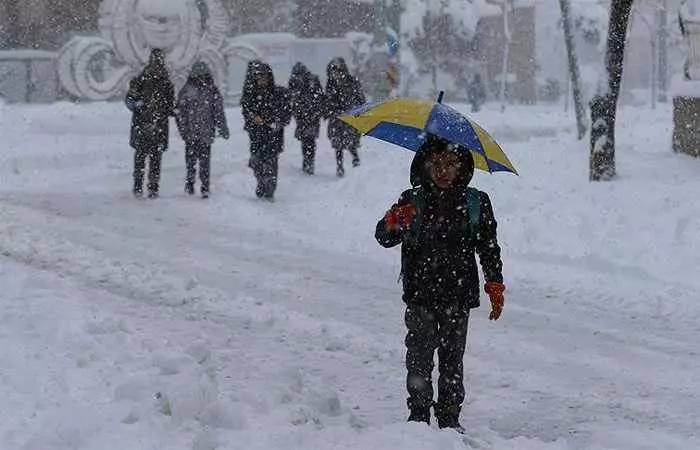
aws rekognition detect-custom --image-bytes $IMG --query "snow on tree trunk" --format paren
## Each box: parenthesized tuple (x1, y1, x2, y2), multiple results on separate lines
(658, 0, 669, 103)
(590, 0, 634, 182)
(559, 0, 588, 140)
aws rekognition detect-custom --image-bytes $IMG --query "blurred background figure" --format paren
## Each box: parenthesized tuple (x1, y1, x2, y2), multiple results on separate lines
(288, 62, 325, 175)
(241, 60, 291, 201)
(324, 57, 365, 178)
(175, 61, 229, 199)
(125, 49, 175, 199)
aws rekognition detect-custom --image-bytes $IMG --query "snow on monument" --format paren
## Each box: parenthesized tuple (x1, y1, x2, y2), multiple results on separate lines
(57, 0, 231, 101)
(673, 0, 700, 157)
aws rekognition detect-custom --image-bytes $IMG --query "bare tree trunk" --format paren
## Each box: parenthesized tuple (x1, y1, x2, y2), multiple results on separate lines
(590, 0, 634, 182)
(658, 0, 668, 102)
(499, 1, 511, 113)
(5, 0, 21, 48)
(651, 33, 657, 110)
(559, 0, 588, 139)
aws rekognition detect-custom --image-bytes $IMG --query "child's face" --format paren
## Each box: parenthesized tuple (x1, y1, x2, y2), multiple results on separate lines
(427, 151, 461, 189)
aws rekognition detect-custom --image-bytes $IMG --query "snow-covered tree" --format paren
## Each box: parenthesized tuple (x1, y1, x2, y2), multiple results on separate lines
(590, 0, 635, 181)
(570, 0, 610, 48)
(559, 0, 588, 139)
(401, 0, 480, 97)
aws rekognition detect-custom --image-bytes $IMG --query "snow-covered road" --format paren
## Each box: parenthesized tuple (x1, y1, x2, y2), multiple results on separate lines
(1, 101, 698, 449)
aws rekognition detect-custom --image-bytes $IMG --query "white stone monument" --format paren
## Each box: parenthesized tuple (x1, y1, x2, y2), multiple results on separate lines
(57, 0, 232, 100)
(673, 0, 700, 156)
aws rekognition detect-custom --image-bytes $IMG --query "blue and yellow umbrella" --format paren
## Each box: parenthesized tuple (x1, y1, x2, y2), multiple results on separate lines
(338, 93, 517, 174)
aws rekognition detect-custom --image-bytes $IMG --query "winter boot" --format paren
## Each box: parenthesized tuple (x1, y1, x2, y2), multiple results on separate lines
(435, 404, 463, 431)
(352, 156, 361, 167)
(185, 183, 195, 195)
(336, 166, 345, 178)
(147, 191, 159, 199)
(407, 409, 430, 425)
(437, 415, 465, 432)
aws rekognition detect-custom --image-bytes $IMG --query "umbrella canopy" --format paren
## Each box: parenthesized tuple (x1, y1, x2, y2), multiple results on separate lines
(338, 95, 517, 174)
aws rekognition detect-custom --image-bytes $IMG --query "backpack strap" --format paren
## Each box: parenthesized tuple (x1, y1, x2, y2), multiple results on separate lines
(406, 186, 480, 244)
(408, 187, 425, 240)
(465, 187, 481, 238)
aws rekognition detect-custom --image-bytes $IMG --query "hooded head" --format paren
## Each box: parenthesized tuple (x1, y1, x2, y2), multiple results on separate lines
(410, 134, 475, 191)
(291, 62, 308, 78)
(245, 59, 274, 89)
(289, 62, 309, 89)
(144, 48, 168, 78)
(327, 57, 350, 81)
(188, 61, 213, 85)
(149, 48, 166, 67)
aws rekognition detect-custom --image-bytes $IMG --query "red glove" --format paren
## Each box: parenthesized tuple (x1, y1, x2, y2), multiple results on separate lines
(385, 204, 418, 232)
(484, 282, 506, 321)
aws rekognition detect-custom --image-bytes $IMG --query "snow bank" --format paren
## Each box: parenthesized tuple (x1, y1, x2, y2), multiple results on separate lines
(1, 100, 698, 450)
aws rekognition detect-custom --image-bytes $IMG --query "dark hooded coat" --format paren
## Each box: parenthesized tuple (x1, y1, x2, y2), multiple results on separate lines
(324, 58, 365, 150)
(288, 62, 325, 140)
(375, 136, 503, 310)
(240, 60, 292, 155)
(125, 49, 175, 150)
(175, 62, 228, 145)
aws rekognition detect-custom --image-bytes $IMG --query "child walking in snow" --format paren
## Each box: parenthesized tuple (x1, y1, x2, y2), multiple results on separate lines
(375, 135, 506, 431)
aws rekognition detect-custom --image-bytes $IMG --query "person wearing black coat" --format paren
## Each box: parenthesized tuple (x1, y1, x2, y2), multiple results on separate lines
(324, 57, 366, 177)
(125, 49, 175, 199)
(288, 62, 325, 175)
(240, 60, 292, 201)
(467, 73, 486, 113)
(175, 61, 229, 198)
(375, 135, 506, 431)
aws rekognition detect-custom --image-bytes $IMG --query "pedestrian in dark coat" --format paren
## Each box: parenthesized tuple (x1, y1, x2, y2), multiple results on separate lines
(467, 73, 486, 113)
(240, 60, 292, 201)
(324, 57, 366, 177)
(288, 62, 325, 175)
(125, 48, 175, 198)
(375, 135, 506, 431)
(175, 61, 229, 198)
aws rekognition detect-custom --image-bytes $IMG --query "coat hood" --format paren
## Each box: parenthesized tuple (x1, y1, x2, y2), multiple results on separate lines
(142, 48, 169, 80)
(245, 60, 275, 90)
(291, 62, 308, 78)
(289, 62, 309, 90)
(409, 134, 475, 190)
(187, 61, 214, 86)
(327, 57, 350, 79)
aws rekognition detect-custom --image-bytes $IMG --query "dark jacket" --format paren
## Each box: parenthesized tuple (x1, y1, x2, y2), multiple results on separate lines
(240, 60, 292, 156)
(125, 50, 175, 150)
(375, 139, 503, 309)
(324, 58, 365, 149)
(288, 62, 325, 140)
(175, 62, 228, 145)
(467, 74, 486, 112)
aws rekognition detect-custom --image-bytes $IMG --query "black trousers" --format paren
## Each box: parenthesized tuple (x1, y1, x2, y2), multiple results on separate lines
(405, 302, 470, 421)
(133, 147, 163, 194)
(249, 154, 279, 198)
(185, 141, 211, 193)
(335, 147, 360, 171)
(301, 138, 316, 174)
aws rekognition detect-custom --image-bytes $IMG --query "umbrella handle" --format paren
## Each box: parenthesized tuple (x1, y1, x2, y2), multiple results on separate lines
(437, 91, 444, 104)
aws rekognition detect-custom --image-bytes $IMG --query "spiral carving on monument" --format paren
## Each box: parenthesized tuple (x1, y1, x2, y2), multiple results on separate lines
(680, 0, 700, 80)
(58, 0, 230, 100)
